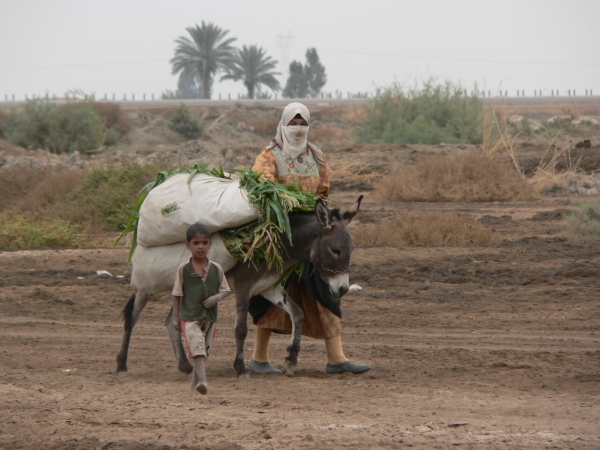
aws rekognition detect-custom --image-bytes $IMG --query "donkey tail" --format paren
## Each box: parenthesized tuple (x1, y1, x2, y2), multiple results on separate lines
(121, 293, 137, 332)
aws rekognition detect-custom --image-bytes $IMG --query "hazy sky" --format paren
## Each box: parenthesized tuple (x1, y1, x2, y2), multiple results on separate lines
(1, 0, 599, 100)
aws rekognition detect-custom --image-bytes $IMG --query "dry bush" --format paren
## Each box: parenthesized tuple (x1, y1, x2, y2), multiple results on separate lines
(94, 102, 131, 132)
(249, 116, 279, 135)
(0, 166, 88, 213)
(310, 126, 351, 144)
(375, 153, 538, 202)
(0, 110, 8, 138)
(340, 104, 366, 125)
(14, 168, 88, 212)
(328, 161, 372, 182)
(0, 166, 49, 211)
(561, 104, 582, 120)
(353, 211, 500, 246)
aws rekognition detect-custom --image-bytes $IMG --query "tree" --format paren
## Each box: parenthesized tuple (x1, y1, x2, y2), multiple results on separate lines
(170, 22, 237, 100)
(283, 61, 308, 98)
(283, 48, 327, 98)
(304, 48, 327, 97)
(221, 45, 281, 99)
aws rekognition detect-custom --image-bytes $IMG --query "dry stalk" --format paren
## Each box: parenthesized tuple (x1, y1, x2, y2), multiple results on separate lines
(328, 161, 372, 182)
(530, 140, 581, 191)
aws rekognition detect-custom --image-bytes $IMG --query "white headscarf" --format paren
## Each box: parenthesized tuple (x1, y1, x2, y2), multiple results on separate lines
(272, 103, 326, 165)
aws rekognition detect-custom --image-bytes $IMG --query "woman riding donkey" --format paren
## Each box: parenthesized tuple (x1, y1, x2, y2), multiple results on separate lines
(249, 102, 371, 375)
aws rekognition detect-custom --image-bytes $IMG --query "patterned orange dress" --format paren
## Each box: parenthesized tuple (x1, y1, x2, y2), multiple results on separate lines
(251, 141, 341, 339)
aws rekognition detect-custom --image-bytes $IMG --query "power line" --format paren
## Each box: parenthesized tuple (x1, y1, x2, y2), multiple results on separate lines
(296, 47, 600, 67)
(0, 58, 169, 72)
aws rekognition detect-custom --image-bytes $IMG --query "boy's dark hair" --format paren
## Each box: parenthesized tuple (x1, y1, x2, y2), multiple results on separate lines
(186, 223, 212, 242)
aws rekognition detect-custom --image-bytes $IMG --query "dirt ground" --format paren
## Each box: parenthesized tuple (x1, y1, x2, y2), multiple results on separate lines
(1, 187, 600, 449)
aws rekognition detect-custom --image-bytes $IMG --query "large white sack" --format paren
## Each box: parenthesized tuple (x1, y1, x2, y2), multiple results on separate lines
(137, 173, 259, 248)
(130, 233, 238, 295)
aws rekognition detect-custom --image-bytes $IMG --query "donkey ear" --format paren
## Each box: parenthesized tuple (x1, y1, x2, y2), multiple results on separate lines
(315, 199, 334, 230)
(342, 195, 364, 224)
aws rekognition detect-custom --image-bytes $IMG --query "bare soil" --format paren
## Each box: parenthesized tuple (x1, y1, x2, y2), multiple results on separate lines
(2, 189, 600, 449)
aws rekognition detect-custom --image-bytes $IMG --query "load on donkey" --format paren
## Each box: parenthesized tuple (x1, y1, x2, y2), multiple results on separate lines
(115, 164, 362, 378)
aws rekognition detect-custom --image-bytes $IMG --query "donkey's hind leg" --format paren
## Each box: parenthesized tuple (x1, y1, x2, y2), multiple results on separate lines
(278, 293, 304, 376)
(116, 290, 151, 375)
(165, 307, 193, 374)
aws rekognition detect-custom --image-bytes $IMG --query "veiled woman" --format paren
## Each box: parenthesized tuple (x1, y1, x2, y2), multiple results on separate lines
(248, 102, 371, 375)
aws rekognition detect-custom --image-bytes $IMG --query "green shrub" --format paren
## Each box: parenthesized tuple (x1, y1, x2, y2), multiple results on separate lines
(357, 80, 484, 145)
(54, 102, 105, 154)
(566, 201, 600, 239)
(169, 104, 203, 139)
(2, 99, 124, 154)
(54, 161, 167, 231)
(3, 100, 59, 150)
(0, 212, 85, 249)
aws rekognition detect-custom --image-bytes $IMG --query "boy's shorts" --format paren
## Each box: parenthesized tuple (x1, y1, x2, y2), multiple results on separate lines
(181, 319, 216, 358)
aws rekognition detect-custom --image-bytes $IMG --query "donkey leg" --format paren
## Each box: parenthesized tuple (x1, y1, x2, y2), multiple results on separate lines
(234, 292, 251, 379)
(165, 308, 193, 375)
(279, 294, 304, 377)
(116, 291, 151, 374)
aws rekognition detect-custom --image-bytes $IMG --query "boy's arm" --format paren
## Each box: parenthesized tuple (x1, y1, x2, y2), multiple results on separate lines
(203, 265, 231, 309)
(171, 263, 185, 332)
(172, 296, 182, 332)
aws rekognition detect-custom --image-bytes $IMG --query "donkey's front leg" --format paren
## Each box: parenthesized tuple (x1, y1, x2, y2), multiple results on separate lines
(234, 292, 251, 379)
(279, 293, 304, 376)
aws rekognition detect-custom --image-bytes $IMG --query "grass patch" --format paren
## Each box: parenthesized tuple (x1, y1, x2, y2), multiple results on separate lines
(0, 212, 85, 249)
(169, 104, 203, 139)
(353, 211, 500, 246)
(375, 153, 538, 202)
(358, 80, 483, 145)
(565, 201, 600, 239)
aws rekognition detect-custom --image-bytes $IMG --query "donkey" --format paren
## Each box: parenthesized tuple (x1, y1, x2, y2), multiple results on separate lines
(116, 196, 362, 378)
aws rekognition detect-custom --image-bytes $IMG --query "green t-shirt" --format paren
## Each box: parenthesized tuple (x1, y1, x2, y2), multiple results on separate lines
(179, 261, 221, 323)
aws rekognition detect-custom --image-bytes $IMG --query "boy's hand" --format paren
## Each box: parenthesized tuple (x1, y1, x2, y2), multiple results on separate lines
(173, 317, 182, 332)
(203, 295, 219, 309)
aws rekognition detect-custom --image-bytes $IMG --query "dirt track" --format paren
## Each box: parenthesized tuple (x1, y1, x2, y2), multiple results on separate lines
(1, 192, 600, 449)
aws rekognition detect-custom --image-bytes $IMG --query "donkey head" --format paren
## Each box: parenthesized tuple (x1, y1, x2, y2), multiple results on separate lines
(311, 196, 363, 299)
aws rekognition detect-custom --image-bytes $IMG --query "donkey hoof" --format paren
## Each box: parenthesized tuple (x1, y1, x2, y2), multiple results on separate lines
(237, 370, 252, 380)
(178, 363, 193, 375)
(283, 361, 296, 377)
(116, 370, 128, 378)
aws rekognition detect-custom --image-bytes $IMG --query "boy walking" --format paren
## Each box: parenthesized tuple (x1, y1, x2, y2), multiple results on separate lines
(172, 224, 230, 395)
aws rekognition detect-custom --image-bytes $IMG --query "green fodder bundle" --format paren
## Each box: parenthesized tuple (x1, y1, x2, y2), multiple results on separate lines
(375, 153, 538, 202)
(353, 211, 500, 246)
(0, 212, 85, 249)
(115, 164, 320, 269)
(357, 79, 484, 145)
(565, 201, 600, 240)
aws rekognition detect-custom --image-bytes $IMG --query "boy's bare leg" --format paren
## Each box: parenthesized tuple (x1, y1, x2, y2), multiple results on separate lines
(192, 356, 208, 394)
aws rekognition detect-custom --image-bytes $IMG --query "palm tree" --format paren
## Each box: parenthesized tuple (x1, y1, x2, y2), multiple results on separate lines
(170, 22, 237, 99)
(221, 45, 281, 99)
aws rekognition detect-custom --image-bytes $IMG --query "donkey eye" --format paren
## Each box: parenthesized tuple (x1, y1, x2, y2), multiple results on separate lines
(330, 248, 341, 256)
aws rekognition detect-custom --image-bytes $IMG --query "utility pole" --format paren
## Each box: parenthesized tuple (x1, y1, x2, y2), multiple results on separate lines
(275, 31, 294, 86)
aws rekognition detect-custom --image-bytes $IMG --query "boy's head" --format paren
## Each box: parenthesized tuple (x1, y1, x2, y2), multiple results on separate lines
(186, 224, 212, 261)
(186, 223, 211, 243)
